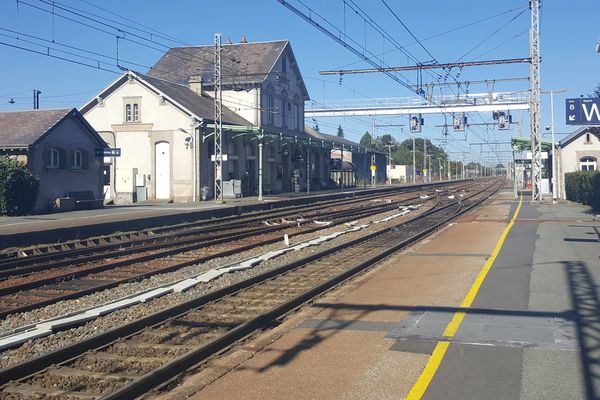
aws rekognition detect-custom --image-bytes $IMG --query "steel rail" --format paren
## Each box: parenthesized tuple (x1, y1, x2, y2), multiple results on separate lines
(0, 180, 501, 392)
(0, 181, 454, 265)
(0, 189, 440, 320)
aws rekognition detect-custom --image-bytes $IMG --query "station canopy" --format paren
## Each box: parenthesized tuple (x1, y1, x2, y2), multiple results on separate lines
(511, 137, 553, 153)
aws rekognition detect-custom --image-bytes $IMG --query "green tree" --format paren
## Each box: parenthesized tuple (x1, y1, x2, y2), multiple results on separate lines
(337, 125, 344, 138)
(0, 157, 39, 216)
(360, 131, 373, 146)
(379, 134, 395, 146)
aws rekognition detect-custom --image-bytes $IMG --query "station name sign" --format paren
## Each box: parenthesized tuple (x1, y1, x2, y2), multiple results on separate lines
(566, 98, 600, 125)
(95, 148, 121, 157)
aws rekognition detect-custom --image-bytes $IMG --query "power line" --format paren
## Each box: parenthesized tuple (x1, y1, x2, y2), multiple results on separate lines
(21, 0, 249, 79)
(455, 8, 527, 62)
(379, 0, 438, 63)
(333, 5, 527, 70)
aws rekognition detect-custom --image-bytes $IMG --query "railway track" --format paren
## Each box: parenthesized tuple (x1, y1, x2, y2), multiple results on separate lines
(0, 183, 477, 321)
(0, 179, 502, 399)
(0, 182, 453, 262)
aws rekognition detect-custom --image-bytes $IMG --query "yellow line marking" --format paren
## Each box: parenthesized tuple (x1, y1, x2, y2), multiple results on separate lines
(405, 195, 523, 399)
(405, 341, 450, 400)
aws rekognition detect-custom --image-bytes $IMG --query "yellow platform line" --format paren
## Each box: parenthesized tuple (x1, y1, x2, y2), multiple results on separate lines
(405, 195, 523, 400)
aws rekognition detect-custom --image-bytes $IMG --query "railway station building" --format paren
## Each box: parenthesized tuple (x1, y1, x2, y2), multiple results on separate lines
(82, 39, 379, 204)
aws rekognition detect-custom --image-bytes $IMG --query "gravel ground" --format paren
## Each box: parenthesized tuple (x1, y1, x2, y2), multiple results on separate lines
(0, 199, 433, 369)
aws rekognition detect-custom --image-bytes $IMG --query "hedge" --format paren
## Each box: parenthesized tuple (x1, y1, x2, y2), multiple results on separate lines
(564, 170, 600, 212)
(0, 157, 39, 216)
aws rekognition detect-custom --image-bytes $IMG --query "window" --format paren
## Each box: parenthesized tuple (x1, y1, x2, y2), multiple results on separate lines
(48, 148, 59, 168)
(125, 103, 139, 122)
(281, 90, 288, 129)
(580, 156, 597, 171)
(265, 85, 274, 124)
(267, 94, 274, 124)
(294, 94, 302, 131)
(124, 97, 141, 122)
(585, 133, 592, 144)
(282, 57, 287, 73)
(71, 150, 83, 169)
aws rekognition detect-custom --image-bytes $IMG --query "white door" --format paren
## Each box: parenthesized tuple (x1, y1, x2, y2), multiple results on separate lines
(155, 142, 170, 199)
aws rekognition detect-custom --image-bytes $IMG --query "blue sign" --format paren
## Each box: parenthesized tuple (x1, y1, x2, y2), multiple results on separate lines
(95, 148, 121, 157)
(566, 98, 600, 125)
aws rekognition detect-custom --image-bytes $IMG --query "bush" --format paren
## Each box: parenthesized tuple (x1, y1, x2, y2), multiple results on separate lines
(565, 171, 600, 212)
(0, 157, 39, 216)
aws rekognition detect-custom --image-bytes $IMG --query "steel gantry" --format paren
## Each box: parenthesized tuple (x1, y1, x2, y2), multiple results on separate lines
(213, 33, 223, 203)
(529, 0, 542, 201)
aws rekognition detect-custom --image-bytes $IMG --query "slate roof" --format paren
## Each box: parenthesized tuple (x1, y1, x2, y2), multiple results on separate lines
(81, 72, 252, 126)
(304, 124, 377, 149)
(560, 127, 600, 147)
(0, 108, 106, 149)
(148, 40, 288, 86)
(0, 109, 71, 148)
(136, 73, 252, 126)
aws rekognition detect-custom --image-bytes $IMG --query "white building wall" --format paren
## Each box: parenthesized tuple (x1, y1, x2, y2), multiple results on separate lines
(387, 165, 413, 182)
(84, 78, 196, 204)
(558, 130, 600, 199)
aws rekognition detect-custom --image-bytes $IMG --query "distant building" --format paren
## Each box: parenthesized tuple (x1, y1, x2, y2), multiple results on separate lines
(557, 127, 600, 199)
(0, 108, 106, 212)
(387, 165, 414, 183)
(304, 125, 386, 187)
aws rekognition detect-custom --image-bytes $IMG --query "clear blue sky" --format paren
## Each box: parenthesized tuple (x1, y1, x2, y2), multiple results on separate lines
(1, 0, 598, 164)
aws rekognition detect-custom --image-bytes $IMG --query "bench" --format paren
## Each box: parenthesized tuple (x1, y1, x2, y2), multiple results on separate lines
(65, 191, 104, 210)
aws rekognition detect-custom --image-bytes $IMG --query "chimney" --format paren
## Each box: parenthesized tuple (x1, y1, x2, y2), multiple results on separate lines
(188, 75, 203, 94)
(240, 35, 247, 44)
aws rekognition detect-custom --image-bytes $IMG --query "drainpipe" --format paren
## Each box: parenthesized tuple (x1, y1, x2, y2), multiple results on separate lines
(306, 145, 310, 193)
(258, 129, 264, 201)
(192, 123, 199, 202)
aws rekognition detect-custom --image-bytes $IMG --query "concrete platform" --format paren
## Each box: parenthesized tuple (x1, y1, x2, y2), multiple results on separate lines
(156, 190, 600, 400)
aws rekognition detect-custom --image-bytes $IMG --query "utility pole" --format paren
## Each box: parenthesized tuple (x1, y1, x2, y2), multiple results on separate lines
(423, 139, 427, 183)
(371, 153, 376, 188)
(438, 158, 442, 182)
(412, 138, 416, 183)
(385, 144, 393, 184)
(214, 33, 223, 203)
(447, 159, 451, 181)
(33, 90, 41, 109)
(529, 0, 542, 201)
(340, 144, 344, 189)
(258, 131, 264, 201)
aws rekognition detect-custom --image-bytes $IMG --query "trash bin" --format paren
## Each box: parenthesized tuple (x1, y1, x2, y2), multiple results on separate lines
(201, 186, 209, 201)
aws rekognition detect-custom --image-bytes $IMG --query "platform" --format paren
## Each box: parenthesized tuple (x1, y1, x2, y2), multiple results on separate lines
(157, 190, 600, 400)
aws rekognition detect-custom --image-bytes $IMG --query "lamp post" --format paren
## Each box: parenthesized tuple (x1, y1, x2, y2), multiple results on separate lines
(384, 144, 394, 184)
(543, 89, 566, 203)
(412, 137, 416, 183)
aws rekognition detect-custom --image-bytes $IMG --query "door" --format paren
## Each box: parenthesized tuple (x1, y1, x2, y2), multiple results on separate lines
(155, 141, 170, 199)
